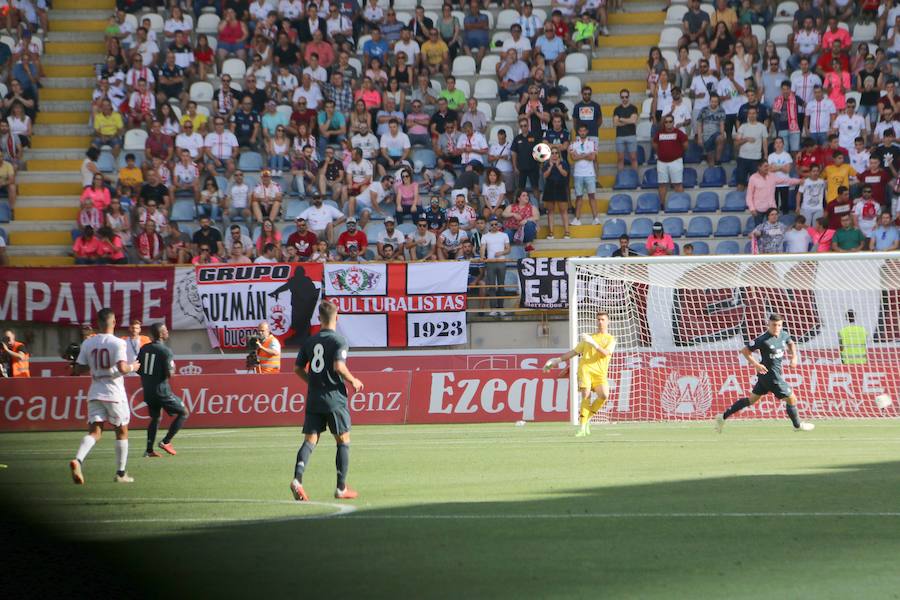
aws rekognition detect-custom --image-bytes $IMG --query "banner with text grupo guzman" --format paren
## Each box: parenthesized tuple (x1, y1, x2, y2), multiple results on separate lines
(517, 257, 568, 309)
(0, 266, 174, 326)
(323, 262, 468, 347)
(195, 262, 324, 349)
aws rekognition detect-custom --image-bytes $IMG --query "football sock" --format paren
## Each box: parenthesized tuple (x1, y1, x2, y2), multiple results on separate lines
(579, 396, 592, 424)
(162, 413, 187, 444)
(75, 435, 96, 463)
(723, 397, 751, 419)
(785, 404, 801, 428)
(115, 439, 128, 473)
(146, 418, 159, 452)
(589, 397, 607, 415)
(294, 440, 315, 483)
(336, 443, 350, 490)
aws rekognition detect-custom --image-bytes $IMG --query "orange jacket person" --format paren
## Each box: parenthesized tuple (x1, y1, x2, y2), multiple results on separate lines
(2, 330, 30, 377)
(254, 321, 281, 374)
(121, 319, 152, 365)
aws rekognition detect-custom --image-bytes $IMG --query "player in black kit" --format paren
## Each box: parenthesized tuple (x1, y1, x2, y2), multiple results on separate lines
(137, 324, 189, 457)
(290, 301, 364, 501)
(716, 313, 814, 432)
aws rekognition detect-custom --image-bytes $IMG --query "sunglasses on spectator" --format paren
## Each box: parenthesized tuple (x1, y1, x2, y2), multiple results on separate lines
(201, 247, 210, 252)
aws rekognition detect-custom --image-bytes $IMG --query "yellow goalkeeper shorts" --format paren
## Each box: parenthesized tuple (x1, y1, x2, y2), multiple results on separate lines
(578, 368, 608, 390)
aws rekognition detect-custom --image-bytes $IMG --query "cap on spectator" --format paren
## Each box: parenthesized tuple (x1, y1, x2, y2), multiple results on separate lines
(384, 215, 395, 223)
(261, 169, 272, 176)
(295, 216, 306, 222)
(652, 222, 664, 231)
(266, 100, 276, 107)
(488, 216, 500, 223)
(347, 217, 358, 224)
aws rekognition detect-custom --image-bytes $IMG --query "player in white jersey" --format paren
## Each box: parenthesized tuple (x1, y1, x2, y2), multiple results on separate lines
(69, 308, 141, 484)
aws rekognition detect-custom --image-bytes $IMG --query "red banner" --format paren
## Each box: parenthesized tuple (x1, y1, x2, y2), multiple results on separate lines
(0, 372, 411, 431)
(0, 266, 174, 327)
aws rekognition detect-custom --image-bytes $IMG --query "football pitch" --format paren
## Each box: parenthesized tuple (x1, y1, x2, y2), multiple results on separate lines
(1, 421, 899, 599)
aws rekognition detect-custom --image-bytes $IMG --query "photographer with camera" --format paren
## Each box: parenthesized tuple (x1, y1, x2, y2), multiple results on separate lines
(248, 321, 281, 374)
(1, 330, 29, 378)
(63, 323, 96, 375)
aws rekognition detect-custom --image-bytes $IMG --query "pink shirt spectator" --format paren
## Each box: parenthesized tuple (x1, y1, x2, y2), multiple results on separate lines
(823, 70, 850, 109)
(822, 27, 851, 51)
(73, 235, 102, 258)
(808, 227, 834, 252)
(645, 233, 675, 256)
(746, 173, 804, 213)
(80, 186, 112, 210)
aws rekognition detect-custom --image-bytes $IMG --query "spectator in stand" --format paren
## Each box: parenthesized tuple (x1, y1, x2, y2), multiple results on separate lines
(336, 216, 368, 259)
(734, 106, 768, 190)
(784, 215, 813, 253)
(481, 217, 510, 317)
(225, 171, 252, 226)
(652, 114, 688, 207)
(826, 186, 853, 230)
(73, 226, 102, 265)
(857, 56, 883, 130)
(300, 194, 345, 244)
(164, 222, 192, 264)
(255, 243, 279, 264)
(736, 88, 770, 127)
(350, 175, 394, 229)
(809, 216, 835, 253)
(410, 217, 437, 261)
(105, 197, 131, 247)
(853, 186, 881, 239)
(92, 99, 125, 159)
(377, 216, 408, 260)
(823, 58, 851, 111)
(192, 216, 224, 257)
(751, 208, 788, 254)
(224, 223, 255, 259)
(797, 163, 827, 224)
(716, 61, 745, 144)
(497, 49, 530, 102)
(612, 234, 640, 257)
(438, 216, 468, 260)
(204, 117, 240, 178)
(870, 212, 900, 251)
(747, 161, 803, 225)
(255, 219, 283, 261)
(804, 85, 836, 146)
(192, 243, 222, 265)
(570, 124, 599, 226)
(173, 149, 201, 204)
(697, 93, 727, 166)
(285, 217, 318, 261)
(874, 108, 899, 146)
(772, 82, 803, 156)
(790, 57, 821, 123)
(767, 137, 794, 212)
(832, 212, 866, 252)
(816, 40, 849, 78)
(822, 16, 852, 51)
(252, 170, 284, 223)
(680, 0, 710, 49)
(81, 173, 112, 211)
(873, 128, 900, 177)
(231, 96, 261, 151)
(646, 221, 675, 256)
(823, 152, 856, 204)
(542, 148, 570, 238)
(135, 220, 164, 264)
(789, 17, 821, 71)
(217, 8, 249, 66)
(0, 155, 20, 216)
(502, 190, 538, 248)
(462, 0, 490, 69)
(421, 28, 450, 78)
(760, 55, 787, 109)
(858, 156, 893, 213)
(535, 24, 566, 78)
(394, 168, 421, 224)
(0, 120, 22, 170)
(96, 226, 127, 265)
(78, 197, 104, 230)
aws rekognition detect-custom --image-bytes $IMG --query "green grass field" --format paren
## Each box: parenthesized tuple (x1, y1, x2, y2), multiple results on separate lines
(1, 421, 899, 599)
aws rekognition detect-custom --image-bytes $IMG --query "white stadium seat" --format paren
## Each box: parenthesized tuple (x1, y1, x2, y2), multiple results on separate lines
(480, 54, 500, 76)
(496, 9, 520, 30)
(664, 5, 687, 25)
(495, 101, 518, 121)
(477, 101, 493, 121)
(221, 58, 246, 80)
(662, 49, 677, 66)
(124, 129, 148, 151)
(455, 79, 471, 98)
(853, 23, 876, 42)
(774, 1, 799, 23)
(196, 14, 220, 35)
(491, 31, 512, 52)
(558, 76, 582, 98)
(393, 0, 417, 9)
(751, 24, 766, 43)
(636, 121, 652, 142)
(565, 54, 588, 74)
(144, 13, 164, 33)
(190, 81, 214, 103)
(659, 27, 682, 49)
(769, 24, 792, 45)
(640, 98, 653, 119)
(452, 56, 476, 77)
(473, 78, 498, 100)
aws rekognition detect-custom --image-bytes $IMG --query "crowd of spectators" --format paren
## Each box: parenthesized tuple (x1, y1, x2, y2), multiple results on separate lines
(71, 0, 614, 266)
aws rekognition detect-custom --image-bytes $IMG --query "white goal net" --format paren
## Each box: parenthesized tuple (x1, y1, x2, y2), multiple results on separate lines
(567, 254, 900, 424)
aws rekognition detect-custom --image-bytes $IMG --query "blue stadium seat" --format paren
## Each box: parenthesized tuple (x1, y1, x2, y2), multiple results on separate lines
(0, 201, 9, 222)
(744, 216, 756, 235)
(665, 192, 691, 213)
(285, 199, 309, 220)
(715, 240, 740, 254)
(238, 152, 264, 171)
(635, 193, 661, 214)
(0, 227, 6, 244)
(601, 218, 627, 239)
(700, 166, 725, 188)
(715, 215, 742, 237)
(727, 168, 738, 187)
(682, 167, 698, 188)
(686, 216, 713, 237)
(365, 222, 387, 242)
(97, 152, 116, 173)
(722, 190, 747, 212)
(721, 143, 733, 163)
(412, 148, 437, 170)
(170, 200, 196, 222)
(630, 244, 649, 256)
(779, 213, 796, 227)
(744, 241, 754, 254)
(683, 140, 703, 164)
(71, 227, 81, 241)
(280, 224, 297, 238)
(397, 222, 417, 237)
(689, 240, 710, 255)
(613, 169, 639, 190)
(630, 217, 653, 239)
(595, 243, 616, 257)
(640, 168, 658, 189)
(624, 145, 646, 167)
(663, 216, 685, 237)
(607, 193, 633, 215)
(694, 191, 720, 212)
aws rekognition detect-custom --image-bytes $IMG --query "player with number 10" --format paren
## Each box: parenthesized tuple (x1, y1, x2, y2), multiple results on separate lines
(290, 300, 365, 502)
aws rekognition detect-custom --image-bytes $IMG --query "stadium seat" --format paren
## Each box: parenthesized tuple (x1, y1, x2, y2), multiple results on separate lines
(693, 191, 719, 212)
(715, 215, 741, 237)
(844, 91, 861, 108)
(613, 169, 638, 190)
(722, 190, 747, 212)
(686, 216, 713, 237)
(630, 217, 653, 239)
(690, 240, 710, 255)
(774, 1, 798, 23)
(601, 218, 627, 239)
(744, 216, 756, 236)
(640, 169, 658, 189)
(397, 222, 416, 237)
(565, 54, 588, 74)
(715, 240, 740, 254)
(744, 241, 755, 254)
(769, 24, 792, 45)
(606, 193, 633, 215)
(682, 168, 698, 188)
(0, 201, 9, 222)
(196, 13, 220, 34)
(143, 12, 164, 32)
(779, 213, 796, 227)
(365, 222, 387, 242)
(490, 31, 511, 52)
(665, 192, 691, 213)
(636, 193, 661, 214)
(595, 243, 616, 257)
(238, 152, 264, 171)
(284, 199, 309, 220)
(473, 78, 498, 100)
(171, 200, 196, 222)
(190, 81, 214, 103)
(558, 76, 582, 97)
(683, 141, 703, 165)
(623, 145, 646, 167)
(356, 35, 372, 55)
(0, 226, 6, 243)
(221, 58, 247, 80)
(636, 121, 652, 142)
(700, 166, 726, 188)
(496, 8, 520, 29)
(639, 98, 653, 120)
(454, 79, 471, 98)
(123, 129, 148, 151)
(479, 54, 500, 76)
(751, 24, 767, 43)
(495, 101, 519, 122)
(664, 4, 688, 24)
(663, 216, 685, 237)
(451, 56, 476, 76)
(659, 27, 681, 49)
(412, 148, 437, 171)
(96, 152, 116, 173)
(853, 23, 876, 42)
(630, 244, 649, 256)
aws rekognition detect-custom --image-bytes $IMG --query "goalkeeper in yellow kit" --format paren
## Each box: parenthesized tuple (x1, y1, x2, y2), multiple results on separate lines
(544, 311, 616, 437)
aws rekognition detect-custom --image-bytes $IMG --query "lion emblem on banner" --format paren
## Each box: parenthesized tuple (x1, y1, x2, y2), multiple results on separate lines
(268, 303, 289, 336)
(661, 371, 713, 416)
(329, 266, 381, 295)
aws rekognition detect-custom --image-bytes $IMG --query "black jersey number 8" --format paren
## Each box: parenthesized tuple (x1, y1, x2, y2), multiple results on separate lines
(310, 343, 325, 373)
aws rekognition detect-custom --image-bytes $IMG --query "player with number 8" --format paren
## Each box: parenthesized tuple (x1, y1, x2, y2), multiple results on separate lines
(290, 301, 364, 502)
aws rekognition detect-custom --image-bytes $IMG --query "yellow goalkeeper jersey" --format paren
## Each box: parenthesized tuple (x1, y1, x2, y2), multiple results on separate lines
(575, 332, 615, 378)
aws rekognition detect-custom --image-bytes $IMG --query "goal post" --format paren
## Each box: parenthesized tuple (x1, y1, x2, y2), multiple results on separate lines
(566, 253, 900, 425)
